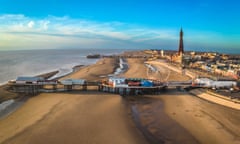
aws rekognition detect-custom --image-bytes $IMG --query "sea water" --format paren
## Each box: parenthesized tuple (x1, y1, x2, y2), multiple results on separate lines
(0, 48, 126, 85)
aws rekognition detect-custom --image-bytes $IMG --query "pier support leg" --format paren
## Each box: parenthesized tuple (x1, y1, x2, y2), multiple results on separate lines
(82, 84, 87, 91)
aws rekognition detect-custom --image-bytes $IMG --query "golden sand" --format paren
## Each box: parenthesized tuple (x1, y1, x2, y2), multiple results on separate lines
(62, 58, 118, 81)
(0, 92, 148, 144)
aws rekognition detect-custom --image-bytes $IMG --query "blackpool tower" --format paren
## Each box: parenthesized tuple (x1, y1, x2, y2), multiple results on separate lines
(178, 28, 184, 55)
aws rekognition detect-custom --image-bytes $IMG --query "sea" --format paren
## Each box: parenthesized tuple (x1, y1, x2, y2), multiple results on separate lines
(0, 48, 129, 85)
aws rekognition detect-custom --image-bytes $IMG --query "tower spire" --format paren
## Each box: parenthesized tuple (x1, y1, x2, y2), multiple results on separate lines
(178, 28, 184, 55)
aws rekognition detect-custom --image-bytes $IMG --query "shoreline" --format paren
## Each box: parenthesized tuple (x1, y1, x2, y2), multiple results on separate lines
(0, 56, 127, 119)
(61, 57, 119, 81)
(0, 96, 28, 120)
(0, 57, 123, 119)
(50, 65, 86, 80)
(0, 69, 73, 118)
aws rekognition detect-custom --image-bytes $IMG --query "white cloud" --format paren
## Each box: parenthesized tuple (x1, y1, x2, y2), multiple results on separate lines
(0, 14, 233, 51)
(27, 21, 35, 28)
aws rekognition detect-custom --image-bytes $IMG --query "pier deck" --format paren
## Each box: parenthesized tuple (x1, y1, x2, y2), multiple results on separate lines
(8, 80, 170, 96)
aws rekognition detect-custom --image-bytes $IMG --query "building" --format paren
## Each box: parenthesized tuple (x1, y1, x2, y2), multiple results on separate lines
(15, 76, 44, 84)
(60, 79, 86, 85)
(161, 50, 164, 57)
(108, 77, 127, 87)
(193, 78, 237, 89)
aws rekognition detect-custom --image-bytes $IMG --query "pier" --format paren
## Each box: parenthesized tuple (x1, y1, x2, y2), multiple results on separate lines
(8, 80, 100, 95)
(7, 76, 239, 100)
(8, 80, 168, 96)
(7, 76, 192, 96)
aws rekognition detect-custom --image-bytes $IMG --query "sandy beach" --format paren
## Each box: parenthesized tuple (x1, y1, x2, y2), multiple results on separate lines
(129, 90, 240, 144)
(121, 58, 148, 78)
(62, 57, 118, 81)
(123, 58, 240, 144)
(0, 54, 240, 144)
(0, 92, 148, 144)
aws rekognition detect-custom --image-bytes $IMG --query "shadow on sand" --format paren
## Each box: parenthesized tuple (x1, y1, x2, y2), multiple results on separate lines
(124, 89, 200, 144)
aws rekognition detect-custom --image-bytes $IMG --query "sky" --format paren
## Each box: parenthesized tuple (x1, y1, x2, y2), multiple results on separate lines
(0, 0, 240, 53)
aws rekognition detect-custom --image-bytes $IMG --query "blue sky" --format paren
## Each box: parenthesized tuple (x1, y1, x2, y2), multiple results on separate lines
(0, 0, 240, 53)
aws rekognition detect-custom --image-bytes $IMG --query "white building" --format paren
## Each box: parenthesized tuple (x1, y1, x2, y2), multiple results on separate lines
(108, 77, 127, 87)
(193, 78, 237, 89)
(161, 50, 164, 57)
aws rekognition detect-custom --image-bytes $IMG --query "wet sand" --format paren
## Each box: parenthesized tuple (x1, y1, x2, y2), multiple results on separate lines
(0, 85, 18, 103)
(159, 91, 240, 144)
(128, 96, 199, 144)
(123, 59, 198, 143)
(0, 92, 148, 144)
(129, 89, 240, 144)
